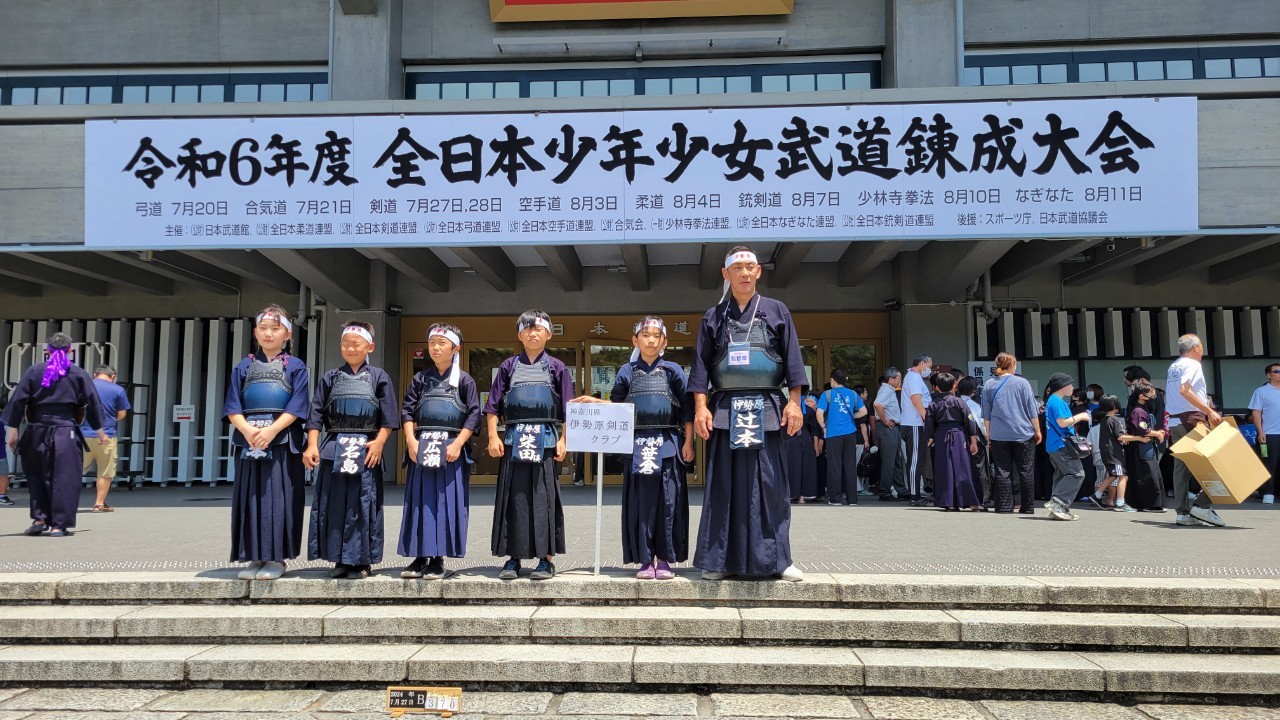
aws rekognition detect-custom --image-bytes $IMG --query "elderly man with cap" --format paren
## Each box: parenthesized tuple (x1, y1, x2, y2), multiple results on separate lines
(3, 333, 107, 537)
(1043, 371, 1092, 521)
(689, 245, 808, 582)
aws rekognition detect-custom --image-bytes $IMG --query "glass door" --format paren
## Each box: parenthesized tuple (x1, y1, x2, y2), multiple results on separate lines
(465, 345, 516, 482)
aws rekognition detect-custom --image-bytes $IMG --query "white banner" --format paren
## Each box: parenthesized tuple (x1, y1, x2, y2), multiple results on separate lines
(84, 97, 1198, 249)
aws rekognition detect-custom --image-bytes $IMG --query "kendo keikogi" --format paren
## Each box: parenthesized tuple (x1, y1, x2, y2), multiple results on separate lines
(690, 247, 808, 581)
(2, 333, 106, 537)
(485, 314, 575, 580)
(608, 319, 694, 579)
(399, 340, 480, 572)
(223, 351, 310, 565)
(305, 360, 398, 575)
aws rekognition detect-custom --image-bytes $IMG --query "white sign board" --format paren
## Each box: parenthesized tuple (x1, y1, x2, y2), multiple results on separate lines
(565, 402, 636, 454)
(84, 97, 1198, 249)
(173, 404, 196, 423)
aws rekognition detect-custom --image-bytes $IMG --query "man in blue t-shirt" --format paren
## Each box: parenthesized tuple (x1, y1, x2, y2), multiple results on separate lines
(817, 369, 869, 505)
(81, 366, 131, 512)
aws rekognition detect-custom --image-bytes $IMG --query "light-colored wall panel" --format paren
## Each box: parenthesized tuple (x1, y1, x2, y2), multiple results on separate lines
(965, 0, 1280, 44)
(0, 0, 326, 67)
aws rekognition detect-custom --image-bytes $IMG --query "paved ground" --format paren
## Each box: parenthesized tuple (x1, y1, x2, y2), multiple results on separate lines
(0, 688, 1271, 720)
(1, 483, 1278, 576)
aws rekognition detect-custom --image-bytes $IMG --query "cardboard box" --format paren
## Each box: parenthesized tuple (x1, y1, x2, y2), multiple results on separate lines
(1169, 418, 1271, 504)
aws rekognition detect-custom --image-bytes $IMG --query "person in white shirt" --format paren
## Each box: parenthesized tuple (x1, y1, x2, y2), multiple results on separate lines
(1249, 362, 1280, 504)
(874, 369, 906, 501)
(899, 354, 933, 502)
(1165, 334, 1225, 527)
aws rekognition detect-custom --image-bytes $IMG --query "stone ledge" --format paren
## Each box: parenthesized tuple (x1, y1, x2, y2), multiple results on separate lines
(247, 571, 443, 601)
(633, 645, 862, 686)
(0, 645, 212, 683)
(115, 604, 333, 638)
(531, 606, 741, 639)
(741, 607, 958, 642)
(0, 605, 137, 639)
(838, 575, 1049, 606)
(634, 573, 842, 603)
(408, 643, 633, 684)
(1164, 613, 1280, 648)
(186, 644, 420, 682)
(55, 571, 247, 601)
(1083, 651, 1280, 694)
(0, 573, 87, 601)
(948, 609, 1189, 647)
(324, 605, 534, 638)
(856, 648, 1105, 691)
(439, 572, 640, 602)
(1031, 577, 1264, 609)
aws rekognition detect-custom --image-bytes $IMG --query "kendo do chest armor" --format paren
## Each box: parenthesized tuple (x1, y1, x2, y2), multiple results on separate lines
(413, 377, 468, 432)
(625, 365, 681, 430)
(241, 358, 293, 414)
(502, 359, 562, 424)
(324, 371, 379, 433)
(709, 316, 785, 392)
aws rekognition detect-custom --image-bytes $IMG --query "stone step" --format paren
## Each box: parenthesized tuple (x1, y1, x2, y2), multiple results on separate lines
(3, 643, 1280, 696)
(0, 687, 1272, 719)
(6, 570, 1280, 612)
(6, 604, 1280, 649)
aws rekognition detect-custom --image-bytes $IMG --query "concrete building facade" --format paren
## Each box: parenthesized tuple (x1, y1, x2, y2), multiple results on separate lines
(0, 0, 1277, 484)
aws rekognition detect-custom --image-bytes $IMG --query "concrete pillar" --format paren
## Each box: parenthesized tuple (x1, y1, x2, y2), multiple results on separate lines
(883, 0, 960, 89)
(330, 0, 404, 101)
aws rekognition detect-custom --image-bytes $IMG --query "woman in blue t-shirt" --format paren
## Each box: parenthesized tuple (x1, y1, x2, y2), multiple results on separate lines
(1043, 373, 1093, 521)
(817, 370, 869, 505)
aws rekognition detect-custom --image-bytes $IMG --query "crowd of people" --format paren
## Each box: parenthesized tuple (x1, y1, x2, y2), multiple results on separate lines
(3, 248, 1276, 582)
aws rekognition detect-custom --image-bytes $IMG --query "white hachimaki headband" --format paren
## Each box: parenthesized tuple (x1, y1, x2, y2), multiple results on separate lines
(517, 317, 553, 334)
(429, 326, 462, 386)
(721, 250, 759, 301)
(630, 318, 667, 363)
(341, 325, 374, 344)
(256, 312, 293, 332)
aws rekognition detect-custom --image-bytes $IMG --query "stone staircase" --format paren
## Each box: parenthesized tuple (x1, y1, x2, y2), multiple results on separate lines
(4, 570, 1280, 701)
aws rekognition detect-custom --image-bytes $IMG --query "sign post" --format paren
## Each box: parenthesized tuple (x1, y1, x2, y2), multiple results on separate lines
(565, 401, 635, 576)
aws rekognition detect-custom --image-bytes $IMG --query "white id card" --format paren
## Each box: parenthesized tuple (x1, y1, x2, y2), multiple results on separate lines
(728, 349, 750, 366)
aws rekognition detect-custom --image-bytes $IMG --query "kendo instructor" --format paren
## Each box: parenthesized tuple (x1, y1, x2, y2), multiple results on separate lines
(3, 332, 107, 537)
(690, 246, 807, 582)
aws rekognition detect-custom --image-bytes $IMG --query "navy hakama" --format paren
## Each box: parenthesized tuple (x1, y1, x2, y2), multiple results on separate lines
(485, 352, 575, 560)
(926, 394, 980, 510)
(2, 359, 104, 532)
(688, 294, 809, 577)
(401, 459, 470, 558)
(231, 451, 306, 562)
(223, 353, 310, 564)
(399, 364, 481, 560)
(788, 405, 820, 499)
(492, 452, 566, 559)
(699, 430, 793, 574)
(305, 363, 398, 566)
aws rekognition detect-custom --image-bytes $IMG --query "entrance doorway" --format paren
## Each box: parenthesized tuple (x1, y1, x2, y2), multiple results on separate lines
(399, 312, 888, 486)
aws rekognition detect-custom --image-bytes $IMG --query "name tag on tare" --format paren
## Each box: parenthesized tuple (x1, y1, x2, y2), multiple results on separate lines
(728, 350, 750, 367)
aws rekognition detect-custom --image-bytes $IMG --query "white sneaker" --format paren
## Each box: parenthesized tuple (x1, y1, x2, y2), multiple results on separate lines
(1264, 494, 1275, 504)
(1189, 505, 1226, 527)
(255, 561, 286, 580)
(1175, 513, 1198, 526)
(1049, 509, 1077, 521)
(237, 562, 263, 580)
(778, 565, 804, 582)
(701, 570, 728, 581)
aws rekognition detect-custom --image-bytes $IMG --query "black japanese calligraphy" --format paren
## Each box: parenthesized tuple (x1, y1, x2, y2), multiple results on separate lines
(1086, 110, 1155, 174)
(836, 117, 900, 180)
(544, 124, 598, 185)
(123, 137, 176, 189)
(712, 120, 774, 182)
(656, 122, 709, 183)
(775, 116, 833, 180)
(599, 125, 655, 183)
(374, 127, 439, 188)
(487, 124, 544, 187)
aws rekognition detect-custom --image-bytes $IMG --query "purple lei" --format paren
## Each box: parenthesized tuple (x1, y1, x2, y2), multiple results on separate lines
(41, 348, 71, 388)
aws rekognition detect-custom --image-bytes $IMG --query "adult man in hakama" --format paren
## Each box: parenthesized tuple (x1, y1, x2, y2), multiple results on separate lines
(690, 246, 807, 582)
